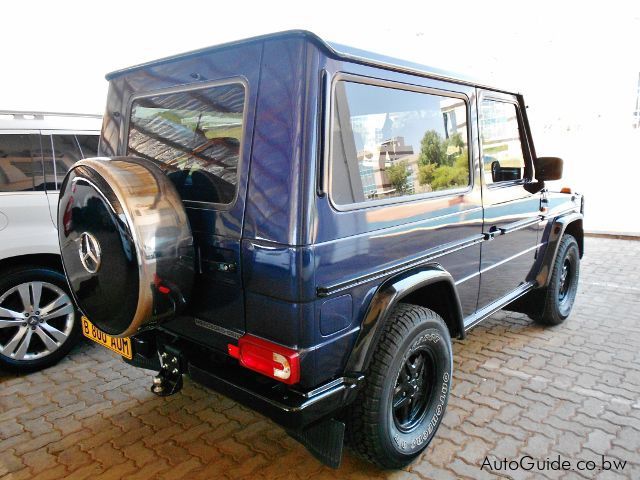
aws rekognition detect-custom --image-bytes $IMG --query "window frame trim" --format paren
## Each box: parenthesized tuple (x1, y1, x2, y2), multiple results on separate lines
(123, 77, 249, 211)
(39, 130, 100, 191)
(324, 73, 474, 212)
(478, 94, 533, 189)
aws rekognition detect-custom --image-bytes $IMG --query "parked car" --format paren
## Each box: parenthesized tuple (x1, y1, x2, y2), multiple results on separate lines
(56, 31, 583, 468)
(0, 111, 101, 372)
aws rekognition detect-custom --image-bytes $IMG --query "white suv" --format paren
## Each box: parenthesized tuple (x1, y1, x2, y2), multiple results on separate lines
(0, 111, 100, 372)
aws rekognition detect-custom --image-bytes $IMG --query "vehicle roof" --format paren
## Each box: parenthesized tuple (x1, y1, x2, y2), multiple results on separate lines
(105, 30, 519, 95)
(0, 111, 102, 132)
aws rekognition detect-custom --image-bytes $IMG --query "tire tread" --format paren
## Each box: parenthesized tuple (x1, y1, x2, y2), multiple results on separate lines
(537, 234, 580, 326)
(346, 303, 448, 468)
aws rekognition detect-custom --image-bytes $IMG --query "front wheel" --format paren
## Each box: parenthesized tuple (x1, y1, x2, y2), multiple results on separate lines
(536, 234, 580, 326)
(0, 267, 80, 372)
(346, 304, 453, 468)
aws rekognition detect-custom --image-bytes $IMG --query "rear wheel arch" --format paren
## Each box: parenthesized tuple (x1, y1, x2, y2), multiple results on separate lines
(0, 253, 63, 275)
(400, 279, 464, 340)
(345, 264, 464, 375)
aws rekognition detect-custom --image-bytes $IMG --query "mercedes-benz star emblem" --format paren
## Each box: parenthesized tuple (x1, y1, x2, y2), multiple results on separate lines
(78, 232, 102, 274)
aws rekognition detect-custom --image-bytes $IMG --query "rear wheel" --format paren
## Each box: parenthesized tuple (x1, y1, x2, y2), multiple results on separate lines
(346, 303, 452, 468)
(0, 267, 80, 372)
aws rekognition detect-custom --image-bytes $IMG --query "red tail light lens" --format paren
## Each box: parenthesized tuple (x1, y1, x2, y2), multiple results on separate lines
(228, 335, 300, 385)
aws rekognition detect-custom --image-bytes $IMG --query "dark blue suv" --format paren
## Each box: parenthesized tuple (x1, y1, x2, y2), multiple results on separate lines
(57, 31, 583, 468)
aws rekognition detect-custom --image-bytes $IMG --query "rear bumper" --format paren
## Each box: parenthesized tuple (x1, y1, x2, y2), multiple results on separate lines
(188, 362, 362, 430)
(126, 329, 363, 430)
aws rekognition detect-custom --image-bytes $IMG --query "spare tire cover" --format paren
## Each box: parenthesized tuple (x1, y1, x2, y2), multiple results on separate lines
(58, 157, 194, 337)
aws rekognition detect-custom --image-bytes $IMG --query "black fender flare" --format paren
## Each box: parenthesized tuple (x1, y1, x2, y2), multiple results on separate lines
(535, 212, 583, 288)
(344, 264, 464, 375)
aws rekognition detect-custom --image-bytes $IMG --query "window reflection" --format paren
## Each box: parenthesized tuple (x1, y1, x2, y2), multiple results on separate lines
(330, 81, 470, 206)
(128, 83, 245, 205)
(480, 100, 525, 184)
(41, 134, 99, 191)
(0, 134, 42, 192)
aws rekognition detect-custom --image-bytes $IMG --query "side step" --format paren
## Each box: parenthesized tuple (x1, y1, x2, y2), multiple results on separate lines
(287, 418, 345, 468)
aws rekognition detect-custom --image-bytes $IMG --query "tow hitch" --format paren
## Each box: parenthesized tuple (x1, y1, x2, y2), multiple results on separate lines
(151, 344, 184, 396)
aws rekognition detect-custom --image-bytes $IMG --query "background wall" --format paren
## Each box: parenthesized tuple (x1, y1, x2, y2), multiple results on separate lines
(2, 0, 638, 233)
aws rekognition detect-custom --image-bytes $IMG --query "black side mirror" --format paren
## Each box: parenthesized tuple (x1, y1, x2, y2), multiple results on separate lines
(490, 161, 501, 182)
(535, 156, 563, 181)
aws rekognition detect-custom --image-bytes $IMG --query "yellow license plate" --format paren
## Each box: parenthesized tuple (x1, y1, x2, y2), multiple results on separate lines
(81, 316, 133, 360)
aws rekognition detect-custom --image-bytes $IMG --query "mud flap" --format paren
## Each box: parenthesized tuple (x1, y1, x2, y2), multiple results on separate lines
(287, 418, 345, 468)
(504, 287, 545, 320)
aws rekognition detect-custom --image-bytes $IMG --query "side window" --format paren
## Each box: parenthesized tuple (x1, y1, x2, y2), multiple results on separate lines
(42, 134, 99, 191)
(0, 134, 44, 192)
(480, 100, 526, 185)
(127, 83, 246, 205)
(330, 81, 470, 207)
(76, 135, 99, 158)
(44, 135, 84, 191)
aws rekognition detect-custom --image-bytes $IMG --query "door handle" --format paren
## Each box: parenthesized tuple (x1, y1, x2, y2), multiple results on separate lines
(483, 226, 500, 241)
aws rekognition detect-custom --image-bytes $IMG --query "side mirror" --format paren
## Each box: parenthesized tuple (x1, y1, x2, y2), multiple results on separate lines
(535, 156, 563, 181)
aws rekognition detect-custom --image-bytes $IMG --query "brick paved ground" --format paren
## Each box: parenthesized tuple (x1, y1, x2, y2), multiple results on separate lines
(1, 237, 639, 479)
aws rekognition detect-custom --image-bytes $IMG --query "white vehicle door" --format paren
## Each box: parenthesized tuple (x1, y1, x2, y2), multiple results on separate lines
(0, 131, 56, 257)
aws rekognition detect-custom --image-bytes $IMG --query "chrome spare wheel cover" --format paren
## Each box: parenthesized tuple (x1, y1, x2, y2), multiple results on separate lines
(57, 157, 194, 338)
(0, 281, 74, 361)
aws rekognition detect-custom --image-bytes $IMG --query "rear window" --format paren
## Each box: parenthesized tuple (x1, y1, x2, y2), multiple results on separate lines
(77, 134, 98, 158)
(0, 134, 43, 192)
(127, 82, 246, 205)
(41, 133, 100, 190)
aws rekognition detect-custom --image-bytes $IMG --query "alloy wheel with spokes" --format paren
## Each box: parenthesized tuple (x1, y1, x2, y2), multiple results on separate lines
(535, 234, 580, 326)
(558, 258, 572, 302)
(0, 280, 75, 363)
(346, 304, 453, 468)
(393, 349, 436, 432)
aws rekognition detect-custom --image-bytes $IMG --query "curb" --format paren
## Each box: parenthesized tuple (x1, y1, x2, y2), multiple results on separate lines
(585, 231, 640, 241)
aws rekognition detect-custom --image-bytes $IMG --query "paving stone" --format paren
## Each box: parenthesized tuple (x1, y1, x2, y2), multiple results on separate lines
(1, 238, 640, 478)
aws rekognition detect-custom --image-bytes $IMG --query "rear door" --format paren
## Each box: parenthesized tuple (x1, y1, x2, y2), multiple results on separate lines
(41, 131, 99, 227)
(125, 79, 256, 351)
(0, 131, 53, 255)
(476, 91, 540, 311)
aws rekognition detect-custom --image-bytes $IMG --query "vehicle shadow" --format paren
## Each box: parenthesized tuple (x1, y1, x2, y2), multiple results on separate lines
(7, 339, 389, 479)
(1, 309, 561, 479)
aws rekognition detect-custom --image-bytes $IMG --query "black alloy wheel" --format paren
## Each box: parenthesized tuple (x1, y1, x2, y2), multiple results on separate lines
(537, 234, 580, 325)
(346, 303, 453, 468)
(393, 348, 436, 433)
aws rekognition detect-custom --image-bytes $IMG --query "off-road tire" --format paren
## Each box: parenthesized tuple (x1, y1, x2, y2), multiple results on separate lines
(345, 303, 453, 468)
(536, 234, 580, 326)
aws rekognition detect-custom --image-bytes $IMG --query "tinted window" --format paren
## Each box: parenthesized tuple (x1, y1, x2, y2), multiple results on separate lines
(330, 81, 470, 206)
(0, 134, 43, 192)
(128, 83, 246, 204)
(480, 100, 525, 184)
(77, 135, 98, 158)
(41, 134, 100, 190)
(51, 135, 83, 189)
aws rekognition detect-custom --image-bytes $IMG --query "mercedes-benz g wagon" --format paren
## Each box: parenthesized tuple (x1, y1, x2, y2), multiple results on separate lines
(57, 30, 583, 468)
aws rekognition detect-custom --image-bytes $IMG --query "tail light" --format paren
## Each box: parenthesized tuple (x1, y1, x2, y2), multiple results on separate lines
(228, 335, 300, 385)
